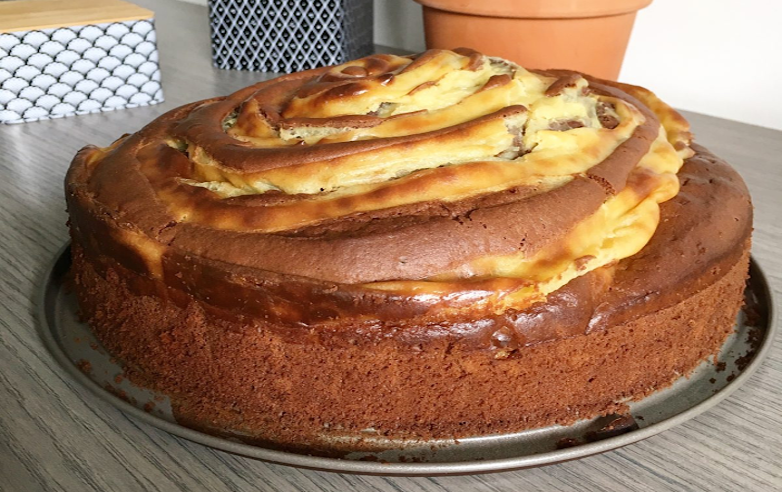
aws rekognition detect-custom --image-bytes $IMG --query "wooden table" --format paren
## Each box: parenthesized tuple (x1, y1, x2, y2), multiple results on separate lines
(1, 0, 780, 490)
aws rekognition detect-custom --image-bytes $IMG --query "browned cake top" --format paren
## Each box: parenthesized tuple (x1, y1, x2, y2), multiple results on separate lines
(65, 49, 749, 334)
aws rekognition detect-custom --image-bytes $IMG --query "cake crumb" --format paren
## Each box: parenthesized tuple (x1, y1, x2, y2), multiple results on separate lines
(735, 326, 763, 373)
(556, 437, 581, 449)
(76, 359, 92, 374)
(585, 414, 639, 442)
(741, 293, 763, 327)
(103, 384, 131, 404)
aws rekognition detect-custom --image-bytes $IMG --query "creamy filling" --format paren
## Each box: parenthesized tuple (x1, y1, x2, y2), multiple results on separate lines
(182, 56, 627, 201)
(362, 128, 684, 312)
(160, 50, 691, 311)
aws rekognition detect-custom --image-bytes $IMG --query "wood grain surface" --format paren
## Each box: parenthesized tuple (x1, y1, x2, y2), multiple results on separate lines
(1, 0, 780, 490)
(0, 0, 153, 33)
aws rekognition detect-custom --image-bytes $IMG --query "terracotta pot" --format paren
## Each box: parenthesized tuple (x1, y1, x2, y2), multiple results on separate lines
(414, 0, 652, 80)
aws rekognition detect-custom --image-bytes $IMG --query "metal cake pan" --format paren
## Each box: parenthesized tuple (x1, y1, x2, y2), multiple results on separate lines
(37, 244, 777, 475)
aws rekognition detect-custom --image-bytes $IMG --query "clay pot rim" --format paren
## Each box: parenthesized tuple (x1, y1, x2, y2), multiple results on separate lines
(414, 0, 653, 19)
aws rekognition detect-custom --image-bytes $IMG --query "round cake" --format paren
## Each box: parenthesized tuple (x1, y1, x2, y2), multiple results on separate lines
(65, 49, 752, 453)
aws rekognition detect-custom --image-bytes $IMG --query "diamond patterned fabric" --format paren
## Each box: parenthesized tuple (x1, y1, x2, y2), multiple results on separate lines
(208, 0, 374, 73)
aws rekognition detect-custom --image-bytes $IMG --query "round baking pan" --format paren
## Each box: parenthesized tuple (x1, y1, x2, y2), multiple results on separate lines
(37, 244, 777, 475)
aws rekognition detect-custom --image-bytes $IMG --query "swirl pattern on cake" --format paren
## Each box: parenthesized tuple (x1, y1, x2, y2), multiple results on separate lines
(69, 48, 695, 319)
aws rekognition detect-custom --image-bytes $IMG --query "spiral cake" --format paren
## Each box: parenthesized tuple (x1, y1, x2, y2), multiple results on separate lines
(66, 49, 752, 452)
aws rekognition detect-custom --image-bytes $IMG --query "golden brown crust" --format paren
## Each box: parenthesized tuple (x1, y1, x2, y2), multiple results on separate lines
(65, 50, 682, 288)
(67, 146, 752, 350)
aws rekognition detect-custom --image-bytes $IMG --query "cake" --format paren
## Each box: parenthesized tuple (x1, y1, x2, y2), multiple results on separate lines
(65, 48, 752, 454)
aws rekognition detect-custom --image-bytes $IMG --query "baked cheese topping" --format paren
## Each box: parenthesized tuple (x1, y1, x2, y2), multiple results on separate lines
(81, 49, 693, 312)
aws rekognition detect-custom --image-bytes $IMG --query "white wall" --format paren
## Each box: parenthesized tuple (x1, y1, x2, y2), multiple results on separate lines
(622, 0, 782, 130)
(374, 0, 425, 53)
(182, 0, 782, 129)
(374, 0, 782, 130)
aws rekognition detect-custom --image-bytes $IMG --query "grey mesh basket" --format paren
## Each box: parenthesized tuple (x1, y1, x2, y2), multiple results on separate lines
(208, 0, 374, 73)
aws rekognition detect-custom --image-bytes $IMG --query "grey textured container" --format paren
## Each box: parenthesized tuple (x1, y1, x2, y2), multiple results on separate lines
(208, 0, 374, 73)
